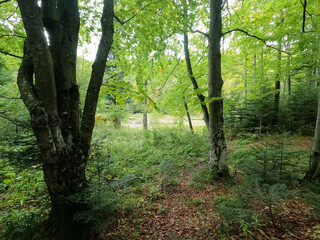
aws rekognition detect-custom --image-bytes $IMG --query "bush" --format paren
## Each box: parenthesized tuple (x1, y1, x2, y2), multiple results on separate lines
(190, 166, 215, 189)
(0, 209, 47, 240)
(215, 176, 295, 235)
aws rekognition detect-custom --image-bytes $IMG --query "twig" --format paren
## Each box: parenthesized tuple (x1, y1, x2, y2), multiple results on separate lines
(114, 0, 163, 25)
(5, 6, 18, 21)
(0, 50, 23, 59)
(0, 34, 26, 39)
(158, 58, 181, 91)
(0, 95, 21, 100)
(0, 113, 31, 129)
(0, 0, 10, 4)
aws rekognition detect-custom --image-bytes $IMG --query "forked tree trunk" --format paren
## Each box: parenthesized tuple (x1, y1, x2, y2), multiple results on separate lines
(208, 0, 229, 176)
(17, 0, 114, 239)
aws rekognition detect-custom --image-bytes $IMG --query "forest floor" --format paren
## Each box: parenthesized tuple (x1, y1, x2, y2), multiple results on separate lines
(97, 136, 320, 240)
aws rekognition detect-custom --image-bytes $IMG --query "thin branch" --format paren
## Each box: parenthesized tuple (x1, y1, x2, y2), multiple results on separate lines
(190, 29, 209, 38)
(158, 58, 181, 91)
(146, 59, 154, 81)
(193, 46, 208, 69)
(5, 6, 18, 21)
(0, 113, 31, 129)
(300, 0, 307, 32)
(0, 34, 26, 39)
(114, 1, 163, 25)
(0, 95, 21, 100)
(0, 50, 23, 59)
(113, 14, 124, 25)
(0, 0, 10, 4)
(183, 83, 192, 94)
(222, 28, 290, 55)
(194, 73, 208, 79)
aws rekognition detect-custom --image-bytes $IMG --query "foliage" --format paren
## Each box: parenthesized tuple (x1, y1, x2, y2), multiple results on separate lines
(190, 166, 215, 189)
(229, 136, 309, 184)
(0, 209, 47, 240)
(158, 157, 179, 188)
(215, 176, 295, 235)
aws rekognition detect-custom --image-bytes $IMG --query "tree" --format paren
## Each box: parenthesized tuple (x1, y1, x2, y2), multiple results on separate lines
(16, 0, 114, 239)
(306, 86, 320, 180)
(208, 0, 229, 176)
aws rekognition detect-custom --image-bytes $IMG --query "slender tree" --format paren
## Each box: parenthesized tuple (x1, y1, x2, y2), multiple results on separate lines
(183, 31, 209, 129)
(16, 0, 114, 238)
(143, 80, 148, 129)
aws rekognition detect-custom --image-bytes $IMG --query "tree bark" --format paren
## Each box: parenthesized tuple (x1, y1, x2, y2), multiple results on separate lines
(305, 86, 320, 180)
(208, 0, 229, 176)
(183, 95, 194, 133)
(17, 0, 114, 239)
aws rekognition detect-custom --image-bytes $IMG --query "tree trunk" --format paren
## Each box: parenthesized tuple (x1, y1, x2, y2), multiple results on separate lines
(183, 95, 194, 133)
(17, 0, 114, 239)
(306, 65, 320, 180)
(273, 41, 282, 127)
(273, 78, 281, 126)
(244, 53, 248, 104)
(183, 31, 209, 129)
(208, 0, 229, 177)
(253, 54, 257, 82)
(143, 80, 148, 129)
(305, 86, 320, 180)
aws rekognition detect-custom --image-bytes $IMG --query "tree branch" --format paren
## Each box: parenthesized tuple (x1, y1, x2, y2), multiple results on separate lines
(300, 0, 307, 32)
(114, 0, 163, 25)
(113, 14, 124, 25)
(222, 28, 290, 55)
(17, 0, 58, 116)
(0, 95, 21, 100)
(190, 29, 209, 38)
(5, 6, 18, 21)
(158, 58, 181, 91)
(0, 50, 23, 59)
(0, 34, 26, 39)
(0, 0, 10, 4)
(0, 112, 31, 129)
(81, 0, 114, 153)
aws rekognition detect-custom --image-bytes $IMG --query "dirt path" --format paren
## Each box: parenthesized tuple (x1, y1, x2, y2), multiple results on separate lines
(138, 172, 229, 240)
(101, 170, 231, 240)
(100, 167, 320, 240)
(99, 136, 320, 240)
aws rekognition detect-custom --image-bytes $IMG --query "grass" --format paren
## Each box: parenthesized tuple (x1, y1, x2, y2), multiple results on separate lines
(1, 123, 319, 239)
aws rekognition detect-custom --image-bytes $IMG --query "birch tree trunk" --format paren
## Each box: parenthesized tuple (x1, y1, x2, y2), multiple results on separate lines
(208, 0, 229, 176)
(16, 0, 114, 239)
